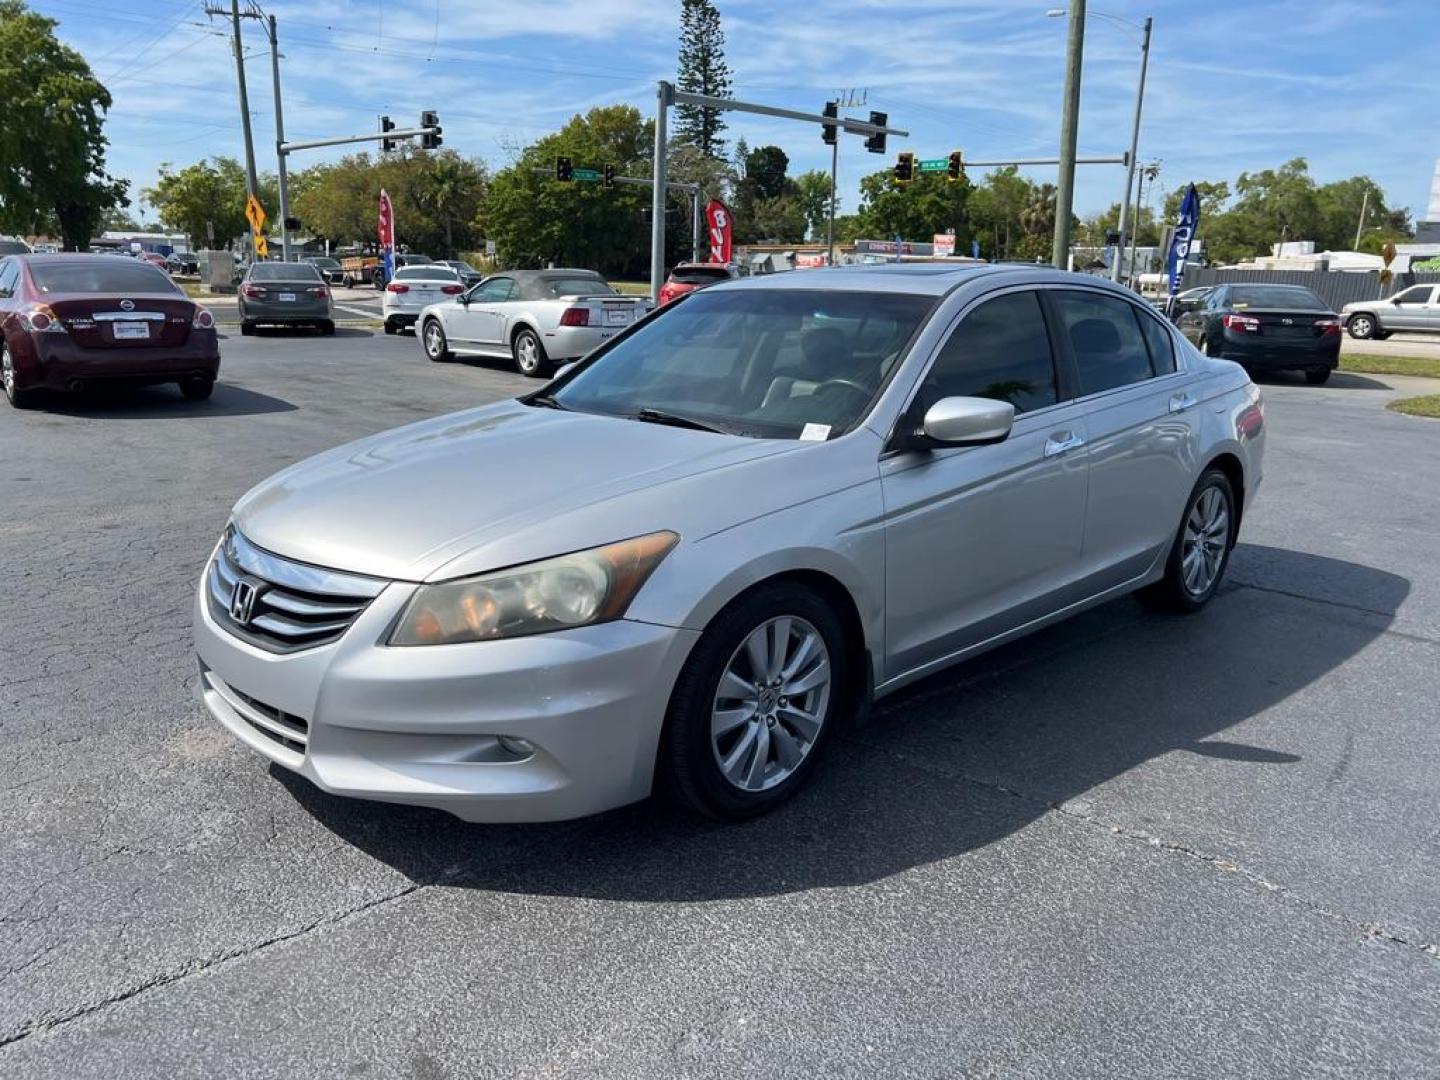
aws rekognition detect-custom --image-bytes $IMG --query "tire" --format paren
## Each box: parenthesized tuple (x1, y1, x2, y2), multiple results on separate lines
(179, 377, 215, 401)
(342, 275, 354, 289)
(512, 327, 551, 377)
(657, 583, 851, 820)
(320, 321, 336, 336)
(240, 321, 255, 336)
(383, 319, 398, 336)
(422, 318, 452, 362)
(3, 345, 38, 409)
(1374, 330, 1392, 341)
(1346, 313, 1376, 340)
(1304, 367, 1331, 386)
(1136, 468, 1237, 614)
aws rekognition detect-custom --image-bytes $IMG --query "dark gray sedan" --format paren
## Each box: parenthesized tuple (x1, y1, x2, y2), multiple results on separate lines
(239, 262, 335, 335)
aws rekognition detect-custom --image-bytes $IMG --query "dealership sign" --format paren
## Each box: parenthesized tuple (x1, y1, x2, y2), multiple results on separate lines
(706, 200, 732, 264)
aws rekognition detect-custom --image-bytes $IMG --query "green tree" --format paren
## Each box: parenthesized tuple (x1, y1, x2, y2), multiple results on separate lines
(476, 106, 653, 276)
(966, 167, 1035, 260)
(1160, 180, 1231, 224)
(0, 0, 128, 248)
(674, 0, 732, 159)
(854, 168, 973, 250)
(793, 170, 834, 241)
(144, 157, 252, 248)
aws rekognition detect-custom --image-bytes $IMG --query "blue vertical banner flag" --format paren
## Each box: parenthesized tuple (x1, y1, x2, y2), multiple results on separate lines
(1166, 183, 1200, 301)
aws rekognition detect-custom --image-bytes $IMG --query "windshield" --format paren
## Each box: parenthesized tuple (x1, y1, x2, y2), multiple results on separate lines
(551, 288, 935, 439)
(30, 260, 181, 294)
(546, 276, 614, 297)
(249, 263, 323, 281)
(1229, 285, 1327, 311)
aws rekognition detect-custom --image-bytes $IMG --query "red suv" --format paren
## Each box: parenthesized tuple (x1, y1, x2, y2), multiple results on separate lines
(0, 254, 220, 408)
(657, 262, 743, 306)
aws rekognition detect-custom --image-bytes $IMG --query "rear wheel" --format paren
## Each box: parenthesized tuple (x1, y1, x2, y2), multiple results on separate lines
(1304, 367, 1331, 386)
(512, 327, 551, 377)
(3, 345, 38, 409)
(422, 319, 452, 362)
(1136, 468, 1236, 614)
(179, 377, 214, 401)
(1346, 313, 1376, 340)
(658, 583, 849, 820)
(383, 319, 398, 336)
(320, 320, 336, 336)
(240, 320, 255, 336)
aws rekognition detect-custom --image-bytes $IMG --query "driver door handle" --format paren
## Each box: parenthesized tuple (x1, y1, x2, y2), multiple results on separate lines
(1043, 431, 1085, 458)
(1169, 391, 1197, 413)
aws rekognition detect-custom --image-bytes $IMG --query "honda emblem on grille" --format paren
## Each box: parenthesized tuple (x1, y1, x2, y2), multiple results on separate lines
(119, 299, 135, 312)
(229, 579, 259, 625)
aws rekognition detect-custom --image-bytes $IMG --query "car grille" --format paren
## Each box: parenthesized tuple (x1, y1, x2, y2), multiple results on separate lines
(206, 528, 388, 653)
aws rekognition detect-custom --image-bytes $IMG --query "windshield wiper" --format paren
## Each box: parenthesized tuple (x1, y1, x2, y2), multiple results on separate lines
(632, 407, 729, 434)
(526, 393, 570, 411)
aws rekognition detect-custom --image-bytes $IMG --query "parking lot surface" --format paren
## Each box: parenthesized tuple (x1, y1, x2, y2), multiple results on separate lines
(1, 332, 1437, 1077)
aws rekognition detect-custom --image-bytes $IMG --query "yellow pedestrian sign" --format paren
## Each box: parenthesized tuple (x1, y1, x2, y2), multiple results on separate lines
(245, 194, 266, 233)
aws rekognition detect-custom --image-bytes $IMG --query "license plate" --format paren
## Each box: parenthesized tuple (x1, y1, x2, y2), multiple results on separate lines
(278, 292, 297, 302)
(605, 309, 630, 326)
(114, 322, 150, 340)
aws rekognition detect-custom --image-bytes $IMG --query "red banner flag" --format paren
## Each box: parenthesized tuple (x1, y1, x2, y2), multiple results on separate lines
(377, 188, 394, 248)
(705, 199, 732, 264)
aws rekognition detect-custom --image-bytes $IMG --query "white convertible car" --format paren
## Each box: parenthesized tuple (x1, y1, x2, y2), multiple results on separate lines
(416, 268, 653, 376)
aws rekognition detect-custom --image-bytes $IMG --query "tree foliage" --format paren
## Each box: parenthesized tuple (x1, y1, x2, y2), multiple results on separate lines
(0, 0, 128, 248)
(674, 0, 732, 159)
(144, 157, 262, 249)
(476, 106, 653, 276)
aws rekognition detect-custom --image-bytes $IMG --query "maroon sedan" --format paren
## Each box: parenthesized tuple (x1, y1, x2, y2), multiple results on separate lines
(0, 254, 220, 408)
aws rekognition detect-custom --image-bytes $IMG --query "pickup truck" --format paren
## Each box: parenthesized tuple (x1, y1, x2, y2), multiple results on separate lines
(414, 268, 654, 377)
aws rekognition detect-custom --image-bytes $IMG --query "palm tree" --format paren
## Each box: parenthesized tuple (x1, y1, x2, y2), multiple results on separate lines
(1020, 184, 1057, 237)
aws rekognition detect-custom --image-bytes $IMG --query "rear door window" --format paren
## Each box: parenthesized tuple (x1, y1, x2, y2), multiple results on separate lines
(918, 290, 1059, 415)
(1050, 290, 1155, 396)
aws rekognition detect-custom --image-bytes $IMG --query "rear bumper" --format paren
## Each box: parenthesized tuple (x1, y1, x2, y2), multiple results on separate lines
(239, 298, 333, 324)
(1217, 333, 1340, 369)
(15, 330, 220, 389)
(541, 323, 632, 360)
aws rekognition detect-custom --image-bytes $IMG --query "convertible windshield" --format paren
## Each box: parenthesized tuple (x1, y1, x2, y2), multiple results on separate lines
(551, 288, 935, 439)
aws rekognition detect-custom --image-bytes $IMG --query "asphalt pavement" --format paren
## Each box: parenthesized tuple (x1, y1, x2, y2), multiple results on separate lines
(0, 330, 1437, 1078)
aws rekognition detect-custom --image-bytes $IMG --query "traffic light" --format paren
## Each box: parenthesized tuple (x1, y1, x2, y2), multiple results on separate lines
(947, 150, 963, 182)
(380, 115, 396, 153)
(821, 101, 837, 146)
(420, 110, 442, 150)
(865, 110, 888, 154)
(283, 216, 301, 232)
(555, 156, 573, 182)
(602, 162, 616, 187)
(894, 151, 915, 184)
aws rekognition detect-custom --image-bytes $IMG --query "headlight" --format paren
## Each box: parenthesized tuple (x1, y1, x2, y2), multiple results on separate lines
(389, 531, 678, 646)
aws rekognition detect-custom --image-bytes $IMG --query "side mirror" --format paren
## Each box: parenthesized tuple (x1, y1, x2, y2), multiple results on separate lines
(915, 396, 1015, 448)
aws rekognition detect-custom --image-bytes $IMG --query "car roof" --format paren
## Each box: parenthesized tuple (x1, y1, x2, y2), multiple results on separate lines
(717, 262, 1124, 297)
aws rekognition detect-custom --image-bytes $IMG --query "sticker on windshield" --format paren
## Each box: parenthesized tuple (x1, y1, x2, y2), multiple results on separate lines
(799, 423, 831, 442)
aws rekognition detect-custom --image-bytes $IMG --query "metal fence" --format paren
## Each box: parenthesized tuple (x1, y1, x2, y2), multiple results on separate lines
(1179, 267, 1440, 310)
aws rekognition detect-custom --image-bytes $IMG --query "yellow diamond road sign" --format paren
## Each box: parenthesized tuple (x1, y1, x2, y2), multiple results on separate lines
(245, 194, 266, 233)
(253, 233, 269, 259)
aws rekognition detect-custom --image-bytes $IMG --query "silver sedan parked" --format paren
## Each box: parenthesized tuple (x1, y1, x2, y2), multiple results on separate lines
(194, 265, 1265, 823)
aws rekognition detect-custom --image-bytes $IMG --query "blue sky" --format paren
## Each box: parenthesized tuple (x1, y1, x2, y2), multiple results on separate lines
(35, 0, 1440, 234)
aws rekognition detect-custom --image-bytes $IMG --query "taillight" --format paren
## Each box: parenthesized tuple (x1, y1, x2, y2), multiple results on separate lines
(1223, 313, 1259, 332)
(306, 285, 329, 298)
(192, 306, 215, 329)
(559, 307, 589, 326)
(1314, 318, 1341, 336)
(241, 284, 265, 299)
(387, 282, 409, 294)
(440, 284, 463, 295)
(19, 305, 65, 334)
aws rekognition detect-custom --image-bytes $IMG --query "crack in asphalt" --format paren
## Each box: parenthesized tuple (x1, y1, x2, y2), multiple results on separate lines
(872, 744, 1440, 964)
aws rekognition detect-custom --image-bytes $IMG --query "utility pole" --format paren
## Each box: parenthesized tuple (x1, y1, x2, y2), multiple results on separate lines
(1052, 0, 1086, 269)
(1127, 161, 1158, 285)
(265, 14, 292, 262)
(651, 82, 671, 300)
(691, 189, 702, 263)
(1353, 187, 1369, 250)
(226, 0, 260, 259)
(1112, 15, 1151, 282)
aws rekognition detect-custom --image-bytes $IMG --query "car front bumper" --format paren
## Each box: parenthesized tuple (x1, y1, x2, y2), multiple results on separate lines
(193, 564, 699, 822)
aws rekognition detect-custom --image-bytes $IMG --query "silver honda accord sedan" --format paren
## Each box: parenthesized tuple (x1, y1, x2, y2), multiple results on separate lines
(194, 264, 1265, 822)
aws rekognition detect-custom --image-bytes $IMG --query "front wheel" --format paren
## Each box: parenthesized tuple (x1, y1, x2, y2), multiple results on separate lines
(1346, 313, 1376, 340)
(1136, 468, 1236, 614)
(512, 327, 551, 377)
(422, 319, 452, 362)
(657, 584, 850, 820)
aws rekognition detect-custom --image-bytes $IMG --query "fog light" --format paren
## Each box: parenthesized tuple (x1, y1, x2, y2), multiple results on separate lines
(497, 735, 536, 758)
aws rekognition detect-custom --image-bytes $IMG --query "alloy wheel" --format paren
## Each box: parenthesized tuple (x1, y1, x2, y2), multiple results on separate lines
(424, 322, 444, 358)
(1349, 315, 1373, 339)
(1, 349, 12, 396)
(710, 616, 832, 792)
(1181, 485, 1230, 596)
(516, 333, 539, 373)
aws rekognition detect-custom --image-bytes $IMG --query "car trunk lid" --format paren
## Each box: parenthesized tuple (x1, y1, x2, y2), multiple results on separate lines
(46, 294, 196, 349)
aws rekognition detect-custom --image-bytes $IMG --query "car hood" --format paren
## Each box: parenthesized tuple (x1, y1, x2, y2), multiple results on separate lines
(231, 399, 813, 582)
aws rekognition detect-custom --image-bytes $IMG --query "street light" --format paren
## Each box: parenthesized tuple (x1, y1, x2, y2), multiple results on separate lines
(1048, 7, 1152, 285)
